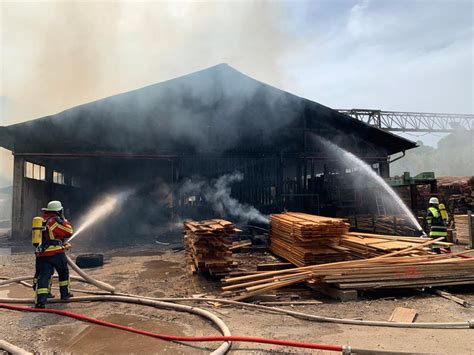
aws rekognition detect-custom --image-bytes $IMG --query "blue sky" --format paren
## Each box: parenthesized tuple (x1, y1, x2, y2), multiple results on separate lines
(279, 0, 473, 145)
(0, 0, 472, 185)
(279, 0, 472, 112)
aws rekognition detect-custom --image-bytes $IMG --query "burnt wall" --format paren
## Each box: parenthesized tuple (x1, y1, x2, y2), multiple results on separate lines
(11, 155, 87, 241)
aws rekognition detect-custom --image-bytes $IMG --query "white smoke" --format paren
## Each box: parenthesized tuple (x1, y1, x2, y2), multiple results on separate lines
(180, 171, 269, 224)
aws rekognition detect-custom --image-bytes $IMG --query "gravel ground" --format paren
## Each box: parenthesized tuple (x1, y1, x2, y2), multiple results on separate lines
(1, 242, 473, 354)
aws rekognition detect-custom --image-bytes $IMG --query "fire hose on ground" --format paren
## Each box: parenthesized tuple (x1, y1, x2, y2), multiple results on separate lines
(1, 257, 473, 355)
(65, 255, 116, 293)
(1, 273, 472, 330)
(1, 303, 350, 353)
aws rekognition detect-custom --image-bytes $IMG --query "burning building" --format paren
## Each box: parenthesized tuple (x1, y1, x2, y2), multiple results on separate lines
(0, 64, 416, 241)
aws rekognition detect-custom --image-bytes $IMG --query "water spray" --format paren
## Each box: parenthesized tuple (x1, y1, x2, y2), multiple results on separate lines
(68, 190, 133, 242)
(317, 137, 423, 233)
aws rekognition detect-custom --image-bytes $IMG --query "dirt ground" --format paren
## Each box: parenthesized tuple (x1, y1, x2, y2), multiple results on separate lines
(1, 239, 474, 354)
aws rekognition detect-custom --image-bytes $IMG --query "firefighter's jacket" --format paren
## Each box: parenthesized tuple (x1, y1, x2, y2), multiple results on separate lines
(425, 207, 447, 238)
(34, 212, 74, 257)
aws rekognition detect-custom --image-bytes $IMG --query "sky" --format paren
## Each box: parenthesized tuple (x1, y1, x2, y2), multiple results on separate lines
(0, 0, 473, 186)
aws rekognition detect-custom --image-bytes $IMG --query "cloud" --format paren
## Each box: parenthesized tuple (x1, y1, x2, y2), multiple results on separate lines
(282, 0, 473, 114)
(0, 0, 472, 183)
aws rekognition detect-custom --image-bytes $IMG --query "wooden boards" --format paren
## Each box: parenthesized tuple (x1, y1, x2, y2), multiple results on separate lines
(222, 249, 474, 300)
(454, 214, 473, 245)
(184, 219, 241, 276)
(434, 176, 473, 214)
(269, 212, 439, 267)
(388, 307, 417, 322)
(340, 232, 437, 259)
(269, 212, 350, 266)
(349, 215, 419, 236)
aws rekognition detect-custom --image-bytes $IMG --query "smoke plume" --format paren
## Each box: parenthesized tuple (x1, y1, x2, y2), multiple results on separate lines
(0, 1, 298, 182)
(180, 171, 269, 224)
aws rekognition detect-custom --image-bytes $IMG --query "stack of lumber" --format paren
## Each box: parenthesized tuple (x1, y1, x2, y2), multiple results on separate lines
(418, 176, 474, 214)
(348, 215, 418, 236)
(184, 219, 241, 275)
(223, 239, 474, 300)
(454, 214, 473, 245)
(439, 176, 474, 215)
(320, 255, 474, 290)
(270, 212, 350, 267)
(340, 232, 438, 258)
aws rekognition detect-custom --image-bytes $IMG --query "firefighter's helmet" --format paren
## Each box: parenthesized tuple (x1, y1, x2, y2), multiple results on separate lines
(429, 197, 439, 205)
(42, 200, 63, 212)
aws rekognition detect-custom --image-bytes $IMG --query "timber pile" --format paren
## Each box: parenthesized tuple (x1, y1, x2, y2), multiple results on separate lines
(340, 232, 437, 258)
(419, 176, 474, 214)
(454, 214, 473, 245)
(317, 255, 474, 290)
(348, 215, 418, 236)
(223, 241, 474, 300)
(270, 212, 350, 267)
(439, 176, 473, 215)
(184, 219, 241, 275)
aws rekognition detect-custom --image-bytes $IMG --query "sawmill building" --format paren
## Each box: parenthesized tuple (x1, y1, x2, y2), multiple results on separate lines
(0, 64, 416, 240)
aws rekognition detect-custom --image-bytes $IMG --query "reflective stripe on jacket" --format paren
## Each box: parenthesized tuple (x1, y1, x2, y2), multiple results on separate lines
(426, 206, 447, 242)
(36, 212, 74, 257)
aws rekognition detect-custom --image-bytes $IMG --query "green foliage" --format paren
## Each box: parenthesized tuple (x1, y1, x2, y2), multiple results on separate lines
(391, 131, 474, 176)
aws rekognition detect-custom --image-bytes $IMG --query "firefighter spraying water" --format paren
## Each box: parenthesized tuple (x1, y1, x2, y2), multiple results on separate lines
(31, 200, 74, 308)
(30, 190, 132, 308)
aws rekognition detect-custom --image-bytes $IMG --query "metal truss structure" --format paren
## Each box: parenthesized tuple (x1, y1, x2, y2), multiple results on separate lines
(338, 109, 474, 133)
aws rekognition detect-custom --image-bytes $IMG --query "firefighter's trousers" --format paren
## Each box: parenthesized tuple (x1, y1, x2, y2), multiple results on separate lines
(35, 252, 70, 305)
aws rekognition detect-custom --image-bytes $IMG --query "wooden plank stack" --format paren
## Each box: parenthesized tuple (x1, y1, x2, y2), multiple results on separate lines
(340, 232, 437, 258)
(223, 248, 474, 299)
(320, 256, 474, 290)
(438, 176, 474, 214)
(454, 214, 473, 245)
(417, 176, 474, 214)
(348, 215, 418, 236)
(270, 212, 350, 267)
(184, 219, 241, 276)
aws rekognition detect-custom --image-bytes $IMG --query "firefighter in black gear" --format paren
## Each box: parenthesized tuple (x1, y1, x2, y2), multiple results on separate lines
(424, 197, 450, 253)
(32, 200, 74, 308)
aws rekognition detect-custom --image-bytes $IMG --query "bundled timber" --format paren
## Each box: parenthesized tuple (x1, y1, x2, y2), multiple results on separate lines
(269, 212, 350, 266)
(349, 215, 418, 236)
(184, 219, 241, 275)
(418, 176, 474, 215)
(340, 232, 442, 258)
(454, 214, 473, 245)
(223, 238, 474, 300)
(438, 176, 474, 215)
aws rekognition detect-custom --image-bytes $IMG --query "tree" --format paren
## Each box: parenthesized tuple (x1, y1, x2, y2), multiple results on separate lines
(391, 131, 474, 177)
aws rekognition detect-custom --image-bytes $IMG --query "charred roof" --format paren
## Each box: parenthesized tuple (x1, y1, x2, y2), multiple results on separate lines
(0, 64, 415, 156)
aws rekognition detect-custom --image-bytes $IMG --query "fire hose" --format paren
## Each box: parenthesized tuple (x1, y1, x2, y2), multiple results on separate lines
(0, 303, 348, 352)
(65, 255, 115, 293)
(2, 274, 473, 329)
(6, 273, 474, 331)
(1, 259, 473, 354)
